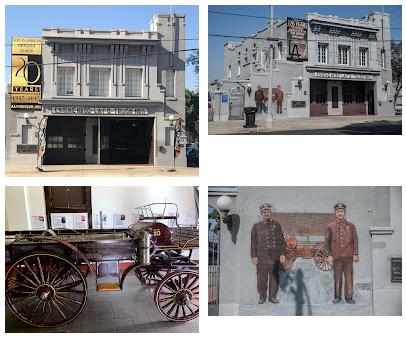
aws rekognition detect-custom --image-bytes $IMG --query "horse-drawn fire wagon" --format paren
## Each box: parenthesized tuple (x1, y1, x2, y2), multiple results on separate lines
(282, 235, 333, 272)
(5, 203, 199, 328)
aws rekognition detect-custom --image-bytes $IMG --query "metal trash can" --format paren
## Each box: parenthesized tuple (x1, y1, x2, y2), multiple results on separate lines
(243, 107, 257, 128)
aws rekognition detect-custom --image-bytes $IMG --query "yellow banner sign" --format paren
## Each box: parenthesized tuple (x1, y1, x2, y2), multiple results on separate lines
(11, 37, 42, 110)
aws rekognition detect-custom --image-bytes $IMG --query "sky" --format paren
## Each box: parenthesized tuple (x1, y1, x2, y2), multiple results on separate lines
(5, 5, 199, 90)
(208, 5, 402, 82)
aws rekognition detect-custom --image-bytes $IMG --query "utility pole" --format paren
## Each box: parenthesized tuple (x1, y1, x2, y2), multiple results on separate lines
(266, 5, 274, 127)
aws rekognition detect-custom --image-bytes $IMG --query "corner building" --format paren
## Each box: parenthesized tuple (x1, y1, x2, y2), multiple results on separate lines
(216, 11, 394, 119)
(8, 13, 186, 166)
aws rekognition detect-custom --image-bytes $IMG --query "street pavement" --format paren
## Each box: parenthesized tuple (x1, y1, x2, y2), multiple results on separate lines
(208, 115, 402, 135)
(5, 164, 199, 177)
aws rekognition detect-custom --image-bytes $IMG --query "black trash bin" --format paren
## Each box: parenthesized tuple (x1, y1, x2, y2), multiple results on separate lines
(243, 107, 257, 128)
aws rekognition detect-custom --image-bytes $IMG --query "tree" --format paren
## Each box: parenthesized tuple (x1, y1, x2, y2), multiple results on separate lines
(186, 50, 199, 80)
(185, 88, 199, 142)
(208, 208, 220, 234)
(391, 41, 402, 105)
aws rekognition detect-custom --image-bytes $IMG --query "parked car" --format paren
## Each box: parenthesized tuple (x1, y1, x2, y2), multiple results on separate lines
(186, 143, 199, 167)
(395, 101, 402, 115)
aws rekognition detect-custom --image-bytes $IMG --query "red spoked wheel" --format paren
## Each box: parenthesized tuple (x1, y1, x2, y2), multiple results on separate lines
(5, 252, 87, 328)
(135, 264, 170, 286)
(313, 248, 334, 271)
(154, 270, 199, 322)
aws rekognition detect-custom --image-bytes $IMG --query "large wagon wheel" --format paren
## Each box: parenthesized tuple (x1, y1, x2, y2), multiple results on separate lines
(135, 264, 170, 286)
(313, 248, 334, 271)
(5, 252, 87, 328)
(154, 270, 199, 322)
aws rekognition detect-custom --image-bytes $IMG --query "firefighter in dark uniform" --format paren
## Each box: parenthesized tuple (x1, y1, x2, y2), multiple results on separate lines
(326, 203, 359, 304)
(251, 203, 286, 304)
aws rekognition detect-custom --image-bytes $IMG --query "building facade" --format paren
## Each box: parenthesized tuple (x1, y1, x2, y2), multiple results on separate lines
(208, 186, 402, 316)
(212, 11, 395, 120)
(7, 13, 187, 166)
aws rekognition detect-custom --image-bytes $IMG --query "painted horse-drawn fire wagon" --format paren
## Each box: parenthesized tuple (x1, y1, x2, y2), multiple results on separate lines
(282, 235, 333, 272)
(5, 203, 199, 328)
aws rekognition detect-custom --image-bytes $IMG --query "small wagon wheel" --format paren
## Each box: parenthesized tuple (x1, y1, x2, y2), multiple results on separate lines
(313, 248, 334, 271)
(135, 264, 171, 286)
(154, 270, 199, 322)
(282, 255, 295, 271)
(5, 251, 87, 328)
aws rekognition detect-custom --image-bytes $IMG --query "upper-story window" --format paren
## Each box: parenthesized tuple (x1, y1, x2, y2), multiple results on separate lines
(89, 68, 110, 97)
(228, 65, 232, 79)
(381, 49, 386, 68)
(57, 67, 74, 96)
(125, 68, 142, 97)
(338, 45, 350, 65)
(260, 50, 266, 69)
(277, 42, 282, 59)
(318, 43, 328, 64)
(237, 61, 241, 76)
(359, 47, 368, 67)
(165, 69, 175, 98)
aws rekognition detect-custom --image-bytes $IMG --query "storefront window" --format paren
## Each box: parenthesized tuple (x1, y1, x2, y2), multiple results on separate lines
(89, 68, 110, 97)
(318, 43, 328, 64)
(125, 68, 142, 97)
(57, 67, 74, 96)
(359, 48, 368, 67)
(165, 69, 175, 97)
(338, 46, 350, 65)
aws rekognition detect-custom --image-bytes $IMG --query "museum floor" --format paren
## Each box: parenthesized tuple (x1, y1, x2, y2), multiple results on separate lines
(5, 273, 199, 333)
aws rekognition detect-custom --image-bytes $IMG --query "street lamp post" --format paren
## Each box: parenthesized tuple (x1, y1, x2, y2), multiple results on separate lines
(266, 5, 274, 128)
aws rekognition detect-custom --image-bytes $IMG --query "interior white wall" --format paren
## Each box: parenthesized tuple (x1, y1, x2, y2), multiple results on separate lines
(6, 186, 197, 231)
(91, 186, 197, 228)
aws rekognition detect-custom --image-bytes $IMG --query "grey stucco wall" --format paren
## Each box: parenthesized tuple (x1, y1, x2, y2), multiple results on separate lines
(209, 186, 401, 316)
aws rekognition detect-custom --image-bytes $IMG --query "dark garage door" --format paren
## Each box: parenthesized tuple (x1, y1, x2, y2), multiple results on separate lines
(43, 117, 86, 165)
(100, 118, 154, 164)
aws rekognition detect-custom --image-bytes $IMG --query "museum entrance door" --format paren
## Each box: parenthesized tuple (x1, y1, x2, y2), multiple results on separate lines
(43, 117, 86, 165)
(310, 79, 328, 116)
(100, 118, 154, 164)
(229, 91, 245, 120)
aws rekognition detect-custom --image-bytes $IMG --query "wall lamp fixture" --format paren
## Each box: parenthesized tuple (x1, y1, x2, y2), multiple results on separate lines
(216, 195, 233, 230)
(247, 83, 252, 97)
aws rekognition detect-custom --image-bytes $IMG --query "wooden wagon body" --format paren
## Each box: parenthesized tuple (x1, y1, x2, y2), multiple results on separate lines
(5, 203, 199, 328)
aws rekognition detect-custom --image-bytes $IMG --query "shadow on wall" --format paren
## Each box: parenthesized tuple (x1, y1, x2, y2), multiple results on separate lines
(280, 269, 312, 316)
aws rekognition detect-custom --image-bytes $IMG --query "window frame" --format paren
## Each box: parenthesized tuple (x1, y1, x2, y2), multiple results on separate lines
(318, 43, 328, 64)
(57, 66, 75, 96)
(338, 45, 350, 66)
(89, 67, 111, 97)
(125, 67, 143, 97)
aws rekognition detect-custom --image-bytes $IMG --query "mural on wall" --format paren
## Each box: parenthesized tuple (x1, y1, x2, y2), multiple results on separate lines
(250, 203, 361, 310)
(254, 86, 284, 115)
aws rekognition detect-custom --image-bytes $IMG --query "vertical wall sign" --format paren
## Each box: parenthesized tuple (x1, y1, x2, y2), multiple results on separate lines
(287, 18, 308, 62)
(11, 37, 42, 109)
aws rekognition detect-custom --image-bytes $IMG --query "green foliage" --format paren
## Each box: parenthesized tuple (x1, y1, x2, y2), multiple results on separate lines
(208, 209, 220, 234)
(185, 89, 199, 140)
(391, 41, 402, 104)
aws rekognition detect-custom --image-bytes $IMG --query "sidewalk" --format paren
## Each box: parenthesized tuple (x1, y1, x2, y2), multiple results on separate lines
(5, 164, 199, 177)
(208, 115, 402, 135)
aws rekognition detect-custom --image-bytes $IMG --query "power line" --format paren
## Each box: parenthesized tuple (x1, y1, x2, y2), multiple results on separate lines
(209, 10, 274, 20)
(5, 38, 199, 47)
(5, 47, 199, 68)
(209, 33, 401, 42)
(208, 10, 402, 30)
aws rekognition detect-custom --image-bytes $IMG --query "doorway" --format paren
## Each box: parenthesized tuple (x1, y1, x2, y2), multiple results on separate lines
(100, 118, 154, 164)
